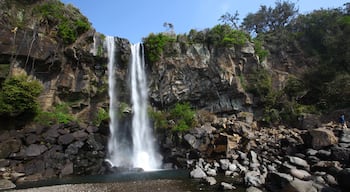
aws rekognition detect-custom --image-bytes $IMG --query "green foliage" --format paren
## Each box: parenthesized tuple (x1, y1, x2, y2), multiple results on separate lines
(143, 33, 176, 63)
(283, 76, 306, 99)
(247, 68, 272, 97)
(323, 74, 350, 109)
(148, 108, 168, 130)
(97, 45, 104, 57)
(93, 108, 109, 126)
(293, 8, 350, 70)
(253, 38, 269, 61)
(0, 75, 42, 116)
(241, 1, 298, 34)
(35, 0, 91, 44)
(207, 24, 248, 47)
(289, 6, 350, 111)
(169, 102, 196, 132)
(187, 29, 210, 44)
(35, 103, 75, 125)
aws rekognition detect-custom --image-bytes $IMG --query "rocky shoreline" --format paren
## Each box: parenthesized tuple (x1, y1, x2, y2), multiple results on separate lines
(1, 112, 350, 192)
(184, 119, 350, 192)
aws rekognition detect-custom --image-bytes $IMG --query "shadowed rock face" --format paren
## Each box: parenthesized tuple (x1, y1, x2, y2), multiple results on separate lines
(148, 43, 257, 113)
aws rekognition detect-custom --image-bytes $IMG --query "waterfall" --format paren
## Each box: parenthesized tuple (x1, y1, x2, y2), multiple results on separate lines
(106, 37, 161, 171)
(130, 43, 161, 170)
(106, 36, 132, 167)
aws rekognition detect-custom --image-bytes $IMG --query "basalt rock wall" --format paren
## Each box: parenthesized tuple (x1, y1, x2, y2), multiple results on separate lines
(147, 42, 258, 113)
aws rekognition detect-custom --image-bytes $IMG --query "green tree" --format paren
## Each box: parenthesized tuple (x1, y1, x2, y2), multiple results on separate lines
(241, 1, 298, 34)
(0, 75, 42, 116)
(207, 24, 248, 47)
(291, 6, 350, 110)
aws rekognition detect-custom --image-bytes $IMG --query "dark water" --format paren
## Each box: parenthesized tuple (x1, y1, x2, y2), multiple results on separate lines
(15, 169, 246, 191)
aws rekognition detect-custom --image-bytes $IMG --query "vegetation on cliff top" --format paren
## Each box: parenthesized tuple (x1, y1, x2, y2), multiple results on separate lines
(143, 1, 350, 127)
(34, 0, 91, 44)
(1, 0, 91, 45)
(143, 23, 249, 63)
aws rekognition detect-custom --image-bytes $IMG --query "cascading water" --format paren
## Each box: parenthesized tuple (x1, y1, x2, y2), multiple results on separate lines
(106, 36, 132, 167)
(130, 43, 161, 170)
(106, 37, 161, 170)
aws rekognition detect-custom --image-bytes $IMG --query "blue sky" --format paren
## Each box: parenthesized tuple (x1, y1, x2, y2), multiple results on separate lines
(60, 0, 348, 43)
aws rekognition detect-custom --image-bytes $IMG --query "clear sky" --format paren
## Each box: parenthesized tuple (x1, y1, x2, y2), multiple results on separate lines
(60, 0, 348, 43)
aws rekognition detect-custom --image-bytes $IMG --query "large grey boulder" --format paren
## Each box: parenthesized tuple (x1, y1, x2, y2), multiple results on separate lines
(303, 128, 338, 149)
(190, 166, 207, 179)
(0, 179, 16, 190)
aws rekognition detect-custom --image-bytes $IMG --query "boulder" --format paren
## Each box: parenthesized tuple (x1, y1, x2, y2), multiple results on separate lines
(58, 134, 74, 145)
(25, 144, 48, 157)
(246, 186, 263, 192)
(283, 178, 317, 192)
(205, 176, 217, 185)
(190, 166, 207, 179)
(0, 179, 16, 190)
(337, 168, 350, 191)
(25, 134, 39, 145)
(286, 156, 310, 170)
(290, 168, 312, 180)
(0, 139, 21, 159)
(61, 162, 74, 176)
(330, 146, 350, 162)
(220, 182, 236, 190)
(266, 172, 293, 192)
(303, 128, 338, 149)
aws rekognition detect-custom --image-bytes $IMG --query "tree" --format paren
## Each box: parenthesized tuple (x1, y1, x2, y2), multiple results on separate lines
(241, 1, 298, 35)
(0, 75, 42, 116)
(219, 11, 240, 29)
(163, 22, 175, 36)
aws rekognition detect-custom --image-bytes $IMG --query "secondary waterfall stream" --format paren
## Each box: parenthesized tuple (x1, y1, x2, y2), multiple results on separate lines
(106, 37, 161, 171)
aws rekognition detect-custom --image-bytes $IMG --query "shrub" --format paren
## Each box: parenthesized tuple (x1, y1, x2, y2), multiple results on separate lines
(148, 108, 168, 130)
(35, 103, 75, 125)
(247, 68, 272, 98)
(283, 76, 306, 99)
(0, 75, 42, 116)
(253, 38, 269, 61)
(187, 28, 209, 44)
(207, 24, 248, 47)
(143, 33, 176, 63)
(169, 102, 196, 132)
(93, 108, 109, 126)
(35, 0, 91, 44)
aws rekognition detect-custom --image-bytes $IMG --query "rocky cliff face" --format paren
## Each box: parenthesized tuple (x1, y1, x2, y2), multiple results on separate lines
(0, 18, 263, 127)
(148, 42, 258, 114)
